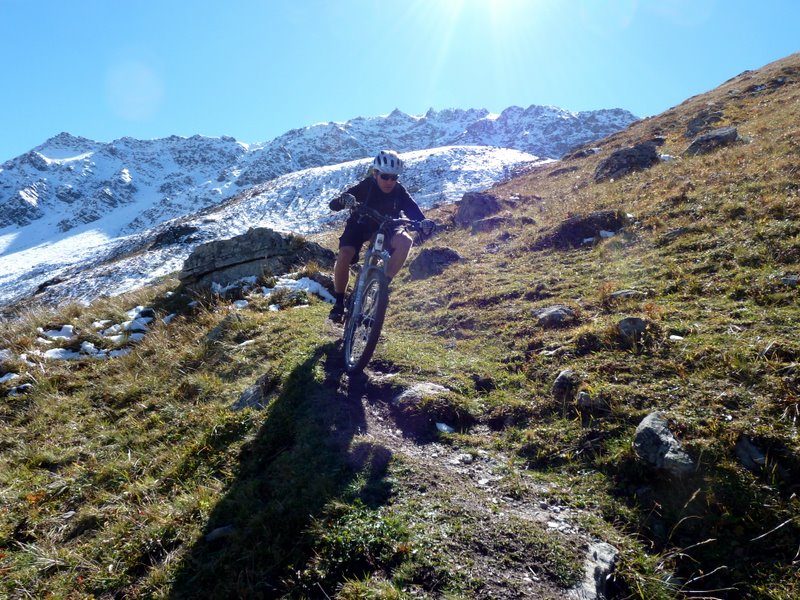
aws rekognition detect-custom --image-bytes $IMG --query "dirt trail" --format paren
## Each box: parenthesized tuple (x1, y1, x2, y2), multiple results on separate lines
(326, 361, 611, 600)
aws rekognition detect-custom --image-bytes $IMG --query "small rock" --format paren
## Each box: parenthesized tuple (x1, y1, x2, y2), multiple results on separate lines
(618, 317, 653, 348)
(451, 453, 474, 464)
(634, 412, 695, 476)
(8, 383, 34, 396)
(393, 382, 449, 406)
(570, 541, 619, 600)
(205, 525, 236, 543)
(594, 142, 659, 183)
(577, 390, 604, 413)
(735, 435, 766, 472)
(553, 369, 584, 416)
(534, 305, 578, 328)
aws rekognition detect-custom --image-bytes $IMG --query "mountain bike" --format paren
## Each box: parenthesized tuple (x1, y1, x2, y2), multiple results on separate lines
(342, 205, 430, 375)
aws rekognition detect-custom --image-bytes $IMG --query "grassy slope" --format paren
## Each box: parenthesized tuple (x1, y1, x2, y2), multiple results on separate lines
(1, 54, 798, 599)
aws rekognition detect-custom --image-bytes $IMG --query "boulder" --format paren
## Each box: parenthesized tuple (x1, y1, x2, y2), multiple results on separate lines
(594, 142, 659, 183)
(684, 126, 741, 156)
(684, 109, 724, 138)
(179, 227, 335, 290)
(533, 210, 629, 250)
(454, 192, 501, 227)
(408, 247, 462, 279)
(633, 412, 695, 476)
(148, 224, 201, 250)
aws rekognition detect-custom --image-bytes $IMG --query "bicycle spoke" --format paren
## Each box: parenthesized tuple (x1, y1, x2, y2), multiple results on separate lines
(343, 271, 389, 374)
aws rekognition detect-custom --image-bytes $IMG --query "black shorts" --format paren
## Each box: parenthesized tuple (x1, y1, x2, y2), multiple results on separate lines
(338, 218, 403, 264)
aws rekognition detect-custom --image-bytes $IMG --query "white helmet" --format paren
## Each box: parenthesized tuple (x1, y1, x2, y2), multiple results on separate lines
(372, 150, 404, 175)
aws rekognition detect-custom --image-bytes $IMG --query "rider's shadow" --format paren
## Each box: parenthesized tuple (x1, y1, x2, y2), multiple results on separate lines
(168, 341, 394, 598)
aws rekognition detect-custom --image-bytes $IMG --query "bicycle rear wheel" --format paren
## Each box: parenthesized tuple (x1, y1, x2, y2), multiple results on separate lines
(343, 270, 389, 374)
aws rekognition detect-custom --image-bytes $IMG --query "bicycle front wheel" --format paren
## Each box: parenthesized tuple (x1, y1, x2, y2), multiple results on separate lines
(343, 270, 389, 374)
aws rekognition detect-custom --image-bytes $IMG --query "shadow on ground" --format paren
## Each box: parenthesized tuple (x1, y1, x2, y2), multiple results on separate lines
(168, 341, 393, 599)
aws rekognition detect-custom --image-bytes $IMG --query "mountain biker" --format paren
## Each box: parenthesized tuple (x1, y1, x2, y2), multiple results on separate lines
(327, 150, 434, 322)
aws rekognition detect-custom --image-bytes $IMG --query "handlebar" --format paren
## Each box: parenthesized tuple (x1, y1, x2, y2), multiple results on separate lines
(350, 203, 427, 233)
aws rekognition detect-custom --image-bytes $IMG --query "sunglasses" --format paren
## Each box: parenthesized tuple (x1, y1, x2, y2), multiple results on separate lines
(378, 173, 398, 181)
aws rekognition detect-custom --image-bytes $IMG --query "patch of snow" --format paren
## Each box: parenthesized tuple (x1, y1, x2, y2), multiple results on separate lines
(8, 383, 34, 396)
(40, 325, 77, 339)
(43, 348, 83, 360)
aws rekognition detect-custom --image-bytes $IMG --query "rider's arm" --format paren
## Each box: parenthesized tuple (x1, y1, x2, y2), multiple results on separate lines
(397, 184, 425, 221)
(329, 179, 369, 211)
(329, 193, 356, 211)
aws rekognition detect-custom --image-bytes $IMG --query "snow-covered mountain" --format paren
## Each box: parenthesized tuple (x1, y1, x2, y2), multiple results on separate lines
(0, 106, 636, 233)
(0, 105, 638, 309)
(0, 146, 543, 307)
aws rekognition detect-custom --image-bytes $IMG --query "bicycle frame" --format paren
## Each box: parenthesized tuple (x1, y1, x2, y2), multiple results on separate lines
(342, 205, 422, 374)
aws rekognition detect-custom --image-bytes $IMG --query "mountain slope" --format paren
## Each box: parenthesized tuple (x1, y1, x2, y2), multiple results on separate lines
(1, 55, 798, 599)
(0, 146, 546, 308)
(0, 105, 637, 233)
(0, 103, 636, 310)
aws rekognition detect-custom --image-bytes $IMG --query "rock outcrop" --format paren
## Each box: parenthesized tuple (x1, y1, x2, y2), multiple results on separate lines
(533, 210, 630, 250)
(684, 126, 742, 156)
(453, 192, 502, 227)
(594, 142, 660, 182)
(179, 227, 334, 290)
(408, 247, 463, 279)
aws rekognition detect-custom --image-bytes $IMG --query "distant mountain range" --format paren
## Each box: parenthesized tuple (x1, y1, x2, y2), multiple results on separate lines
(0, 105, 638, 308)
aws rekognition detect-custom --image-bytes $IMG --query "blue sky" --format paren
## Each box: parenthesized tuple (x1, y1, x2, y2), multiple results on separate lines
(0, 0, 798, 162)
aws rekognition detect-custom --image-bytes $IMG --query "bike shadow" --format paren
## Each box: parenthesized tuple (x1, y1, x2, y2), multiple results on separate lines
(167, 341, 394, 598)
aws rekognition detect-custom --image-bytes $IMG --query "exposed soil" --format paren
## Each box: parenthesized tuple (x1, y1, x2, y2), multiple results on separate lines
(315, 332, 606, 599)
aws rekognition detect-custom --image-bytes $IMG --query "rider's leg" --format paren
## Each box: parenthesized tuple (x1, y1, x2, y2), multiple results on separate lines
(386, 231, 414, 278)
(334, 246, 357, 294)
(330, 246, 356, 321)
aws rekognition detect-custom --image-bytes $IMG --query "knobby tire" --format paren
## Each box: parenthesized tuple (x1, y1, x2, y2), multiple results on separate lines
(343, 270, 389, 374)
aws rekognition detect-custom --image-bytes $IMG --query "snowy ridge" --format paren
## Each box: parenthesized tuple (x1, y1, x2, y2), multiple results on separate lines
(0, 146, 548, 308)
(0, 104, 638, 309)
(0, 105, 636, 234)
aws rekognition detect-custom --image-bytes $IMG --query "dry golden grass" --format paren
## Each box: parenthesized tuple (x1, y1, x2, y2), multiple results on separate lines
(1, 53, 799, 599)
